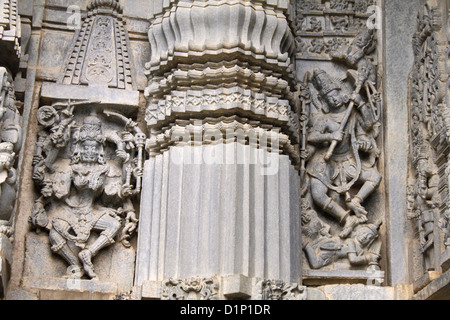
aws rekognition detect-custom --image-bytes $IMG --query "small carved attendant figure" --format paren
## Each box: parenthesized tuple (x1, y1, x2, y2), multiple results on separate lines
(344, 221, 382, 271)
(0, 68, 22, 154)
(30, 111, 144, 280)
(411, 159, 439, 269)
(306, 68, 381, 239)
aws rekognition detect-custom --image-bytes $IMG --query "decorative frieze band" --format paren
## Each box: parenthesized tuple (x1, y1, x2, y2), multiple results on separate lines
(145, 87, 300, 142)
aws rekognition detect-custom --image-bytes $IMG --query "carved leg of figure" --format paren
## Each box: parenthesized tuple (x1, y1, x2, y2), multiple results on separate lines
(78, 214, 121, 279)
(347, 167, 382, 222)
(311, 178, 349, 223)
(49, 229, 84, 277)
(310, 178, 359, 238)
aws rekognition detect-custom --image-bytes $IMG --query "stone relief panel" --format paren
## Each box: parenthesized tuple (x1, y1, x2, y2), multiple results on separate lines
(0, 67, 22, 236)
(407, 0, 450, 285)
(296, 0, 384, 283)
(0, 66, 21, 298)
(295, 0, 377, 60)
(29, 104, 145, 280)
(24, 0, 145, 288)
(255, 279, 307, 300)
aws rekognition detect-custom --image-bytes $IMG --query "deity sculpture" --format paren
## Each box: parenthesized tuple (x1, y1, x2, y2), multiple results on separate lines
(30, 104, 145, 280)
(302, 207, 382, 271)
(304, 68, 382, 239)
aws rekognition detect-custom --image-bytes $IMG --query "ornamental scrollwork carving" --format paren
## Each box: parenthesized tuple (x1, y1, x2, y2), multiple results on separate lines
(407, 0, 448, 272)
(256, 280, 307, 300)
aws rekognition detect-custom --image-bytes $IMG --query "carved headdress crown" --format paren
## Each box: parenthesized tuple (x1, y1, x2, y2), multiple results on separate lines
(312, 68, 341, 96)
(79, 115, 105, 144)
(362, 220, 382, 236)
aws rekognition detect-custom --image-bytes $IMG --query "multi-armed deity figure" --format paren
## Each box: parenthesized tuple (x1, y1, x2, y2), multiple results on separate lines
(30, 103, 145, 280)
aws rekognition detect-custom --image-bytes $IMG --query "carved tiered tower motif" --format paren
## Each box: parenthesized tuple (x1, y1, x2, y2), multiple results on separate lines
(407, 0, 450, 292)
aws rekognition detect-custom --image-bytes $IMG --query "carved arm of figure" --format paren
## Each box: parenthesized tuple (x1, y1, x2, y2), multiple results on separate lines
(345, 239, 380, 269)
(307, 121, 344, 146)
(105, 130, 129, 162)
(119, 164, 143, 198)
(29, 197, 52, 233)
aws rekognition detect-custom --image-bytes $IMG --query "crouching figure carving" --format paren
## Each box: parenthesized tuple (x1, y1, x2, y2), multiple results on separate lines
(29, 102, 145, 280)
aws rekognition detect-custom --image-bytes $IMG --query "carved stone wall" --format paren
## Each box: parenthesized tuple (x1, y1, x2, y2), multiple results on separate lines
(6, 0, 450, 301)
(4, 0, 150, 300)
(406, 0, 450, 296)
(0, 0, 21, 299)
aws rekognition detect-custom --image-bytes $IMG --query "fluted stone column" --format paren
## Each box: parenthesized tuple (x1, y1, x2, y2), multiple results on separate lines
(135, 0, 304, 300)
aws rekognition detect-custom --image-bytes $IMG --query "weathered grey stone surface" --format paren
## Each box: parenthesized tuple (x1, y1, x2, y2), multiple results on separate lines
(5, 0, 450, 301)
(135, 146, 301, 285)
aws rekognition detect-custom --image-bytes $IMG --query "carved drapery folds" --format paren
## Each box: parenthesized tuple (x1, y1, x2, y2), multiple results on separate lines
(407, 0, 450, 285)
(296, 0, 384, 284)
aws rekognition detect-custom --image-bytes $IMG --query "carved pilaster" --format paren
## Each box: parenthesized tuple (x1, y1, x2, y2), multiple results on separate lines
(135, 0, 302, 295)
(0, 0, 20, 73)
